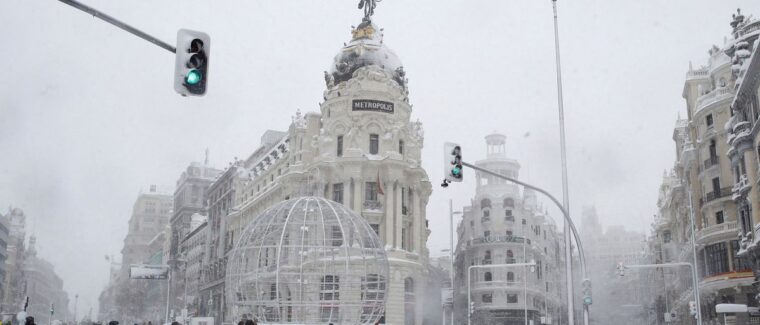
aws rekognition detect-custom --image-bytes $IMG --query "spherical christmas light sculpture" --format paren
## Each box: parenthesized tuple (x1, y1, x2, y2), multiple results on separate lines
(226, 197, 389, 324)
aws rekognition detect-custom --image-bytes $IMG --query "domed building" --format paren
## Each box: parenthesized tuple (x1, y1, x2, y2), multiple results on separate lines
(200, 7, 433, 325)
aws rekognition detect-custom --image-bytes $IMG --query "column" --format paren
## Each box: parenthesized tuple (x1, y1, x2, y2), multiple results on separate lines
(353, 178, 362, 215)
(412, 188, 421, 253)
(385, 180, 394, 247)
(395, 182, 403, 249)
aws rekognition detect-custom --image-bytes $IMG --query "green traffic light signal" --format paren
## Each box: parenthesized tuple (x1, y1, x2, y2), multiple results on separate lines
(583, 296, 592, 305)
(452, 167, 462, 176)
(186, 70, 202, 85)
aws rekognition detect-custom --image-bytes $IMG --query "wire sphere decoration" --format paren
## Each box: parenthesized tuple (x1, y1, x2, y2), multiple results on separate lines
(226, 197, 389, 324)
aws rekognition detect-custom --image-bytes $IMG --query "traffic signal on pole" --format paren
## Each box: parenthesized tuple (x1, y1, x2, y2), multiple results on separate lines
(469, 301, 475, 315)
(444, 142, 463, 183)
(689, 301, 697, 316)
(581, 278, 592, 306)
(616, 262, 625, 277)
(175, 29, 210, 96)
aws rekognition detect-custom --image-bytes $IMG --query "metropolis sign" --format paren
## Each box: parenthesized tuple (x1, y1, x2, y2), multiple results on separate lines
(352, 99, 394, 114)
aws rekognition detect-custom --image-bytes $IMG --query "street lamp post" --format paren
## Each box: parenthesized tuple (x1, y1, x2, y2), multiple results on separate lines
(522, 219, 528, 325)
(461, 161, 590, 325)
(449, 200, 462, 325)
(467, 261, 536, 325)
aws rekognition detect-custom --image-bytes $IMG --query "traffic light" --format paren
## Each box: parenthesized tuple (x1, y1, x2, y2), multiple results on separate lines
(469, 300, 475, 315)
(616, 262, 625, 277)
(689, 301, 697, 316)
(444, 142, 463, 183)
(581, 278, 592, 306)
(175, 29, 210, 96)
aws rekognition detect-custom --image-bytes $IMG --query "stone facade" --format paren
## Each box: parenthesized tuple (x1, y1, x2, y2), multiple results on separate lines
(453, 134, 564, 325)
(197, 18, 433, 325)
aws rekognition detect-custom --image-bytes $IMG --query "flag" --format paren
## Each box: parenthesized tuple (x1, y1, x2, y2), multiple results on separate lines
(377, 170, 385, 196)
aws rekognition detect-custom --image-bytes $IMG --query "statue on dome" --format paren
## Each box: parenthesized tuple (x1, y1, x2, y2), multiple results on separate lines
(358, 0, 381, 21)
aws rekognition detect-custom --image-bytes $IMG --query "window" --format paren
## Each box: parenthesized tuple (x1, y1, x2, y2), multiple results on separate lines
(716, 211, 724, 224)
(506, 250, 514, 263)
(482, 210, 490, 222)
(484, 251, 491, 264)
(399, 139, 404, 154)
(404, 277, 415, 325)
(270, 283, 277, 300)
(320, 275, 340, 301)
(369, 134, 379, 154)
(505, 210, 514, 222)
(481, 198, 492, 209)
(365, 182, 378, 202)
(705, 242, 729, 276)
(507, 272, 515, 282)
(482, 293, 493, 303)
(370, 224, 380, 236)
(546, 281, 550, 292)
(663, 230, 672, 243)
(507, 294, 518, 303)
(332, 183, 344, 204)
(706, 114, 714, 128)
(503, 198, 515, 208)
(331, 225, 343, 247)
(484, 231, 490, 238)
(360, 274, 385, 323)
(337, 135, 343, 157)
(484, 272, 492, 282)
(506, 230, 513, 237)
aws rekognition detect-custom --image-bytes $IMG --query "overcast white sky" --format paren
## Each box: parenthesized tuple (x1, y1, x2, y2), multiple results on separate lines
(2, 0, 760, 319)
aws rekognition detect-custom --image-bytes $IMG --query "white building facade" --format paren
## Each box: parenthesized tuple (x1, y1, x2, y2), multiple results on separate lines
(453, 134, 564, 325)
(196, 15, 434, 325)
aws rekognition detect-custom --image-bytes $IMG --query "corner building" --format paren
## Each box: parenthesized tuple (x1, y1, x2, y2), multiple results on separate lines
(207, 18, 432, 325)
(453, 134, 564, 325)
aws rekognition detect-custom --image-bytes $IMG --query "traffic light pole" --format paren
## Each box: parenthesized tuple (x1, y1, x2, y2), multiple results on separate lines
(58, 0, 176, 53)
(460, 161, 590, 323)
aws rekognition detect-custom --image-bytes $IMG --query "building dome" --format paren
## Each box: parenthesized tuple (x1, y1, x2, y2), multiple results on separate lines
(226, 197, 389, 324)
(329, 20, 405, 86)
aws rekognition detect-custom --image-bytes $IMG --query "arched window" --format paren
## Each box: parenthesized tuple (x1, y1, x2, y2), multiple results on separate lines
(481, 198, 492, 209)
(507, 272, 515, 282)
(404, 277, 415, 325)
(484, 272, 492, 282)
(503, 198, 515, 208)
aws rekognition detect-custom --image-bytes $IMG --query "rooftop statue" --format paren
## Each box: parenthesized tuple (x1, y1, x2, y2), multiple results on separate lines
(358, 0, 381, 21)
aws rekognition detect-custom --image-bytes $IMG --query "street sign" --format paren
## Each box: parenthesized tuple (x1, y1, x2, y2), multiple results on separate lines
(129, 264, 169, 279)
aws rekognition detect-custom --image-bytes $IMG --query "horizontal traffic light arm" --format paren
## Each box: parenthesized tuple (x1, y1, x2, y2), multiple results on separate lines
(58, 0, 177, 53)
(461, 160, 588, 279)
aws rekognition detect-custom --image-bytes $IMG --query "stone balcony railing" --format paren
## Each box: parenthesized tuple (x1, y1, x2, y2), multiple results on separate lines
(696, 221, 739, 244)
(696, 87, 733, 112)
(467, 235, 531, 246)
(362, 200, 383, 211)
(732, 175, 751, 200)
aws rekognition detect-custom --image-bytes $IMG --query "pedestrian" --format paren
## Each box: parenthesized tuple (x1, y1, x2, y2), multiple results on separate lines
(24, 316, 35, 325)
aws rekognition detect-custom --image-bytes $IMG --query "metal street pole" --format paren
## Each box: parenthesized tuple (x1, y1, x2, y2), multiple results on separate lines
(617, 262, 702, 325)
(468, 262, 536, 325)
(449, 200, 462, 325)
(549, 0, 580, 324)
(461, 161, 590, 324)
(73, 294, 78, 324)
(522, 220, 528, 325)
(166, 265, 173, 324)
(686, 188, 704, 324)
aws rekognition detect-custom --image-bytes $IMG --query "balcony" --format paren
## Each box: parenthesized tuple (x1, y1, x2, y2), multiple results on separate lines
(467, 235, 530, 246)
(695, 221, 738, 245)
(703, 156, 719, 170)
(696, 87, 733, 113)
(700, 187, 732, 206)
(362, 200, 383, 212)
